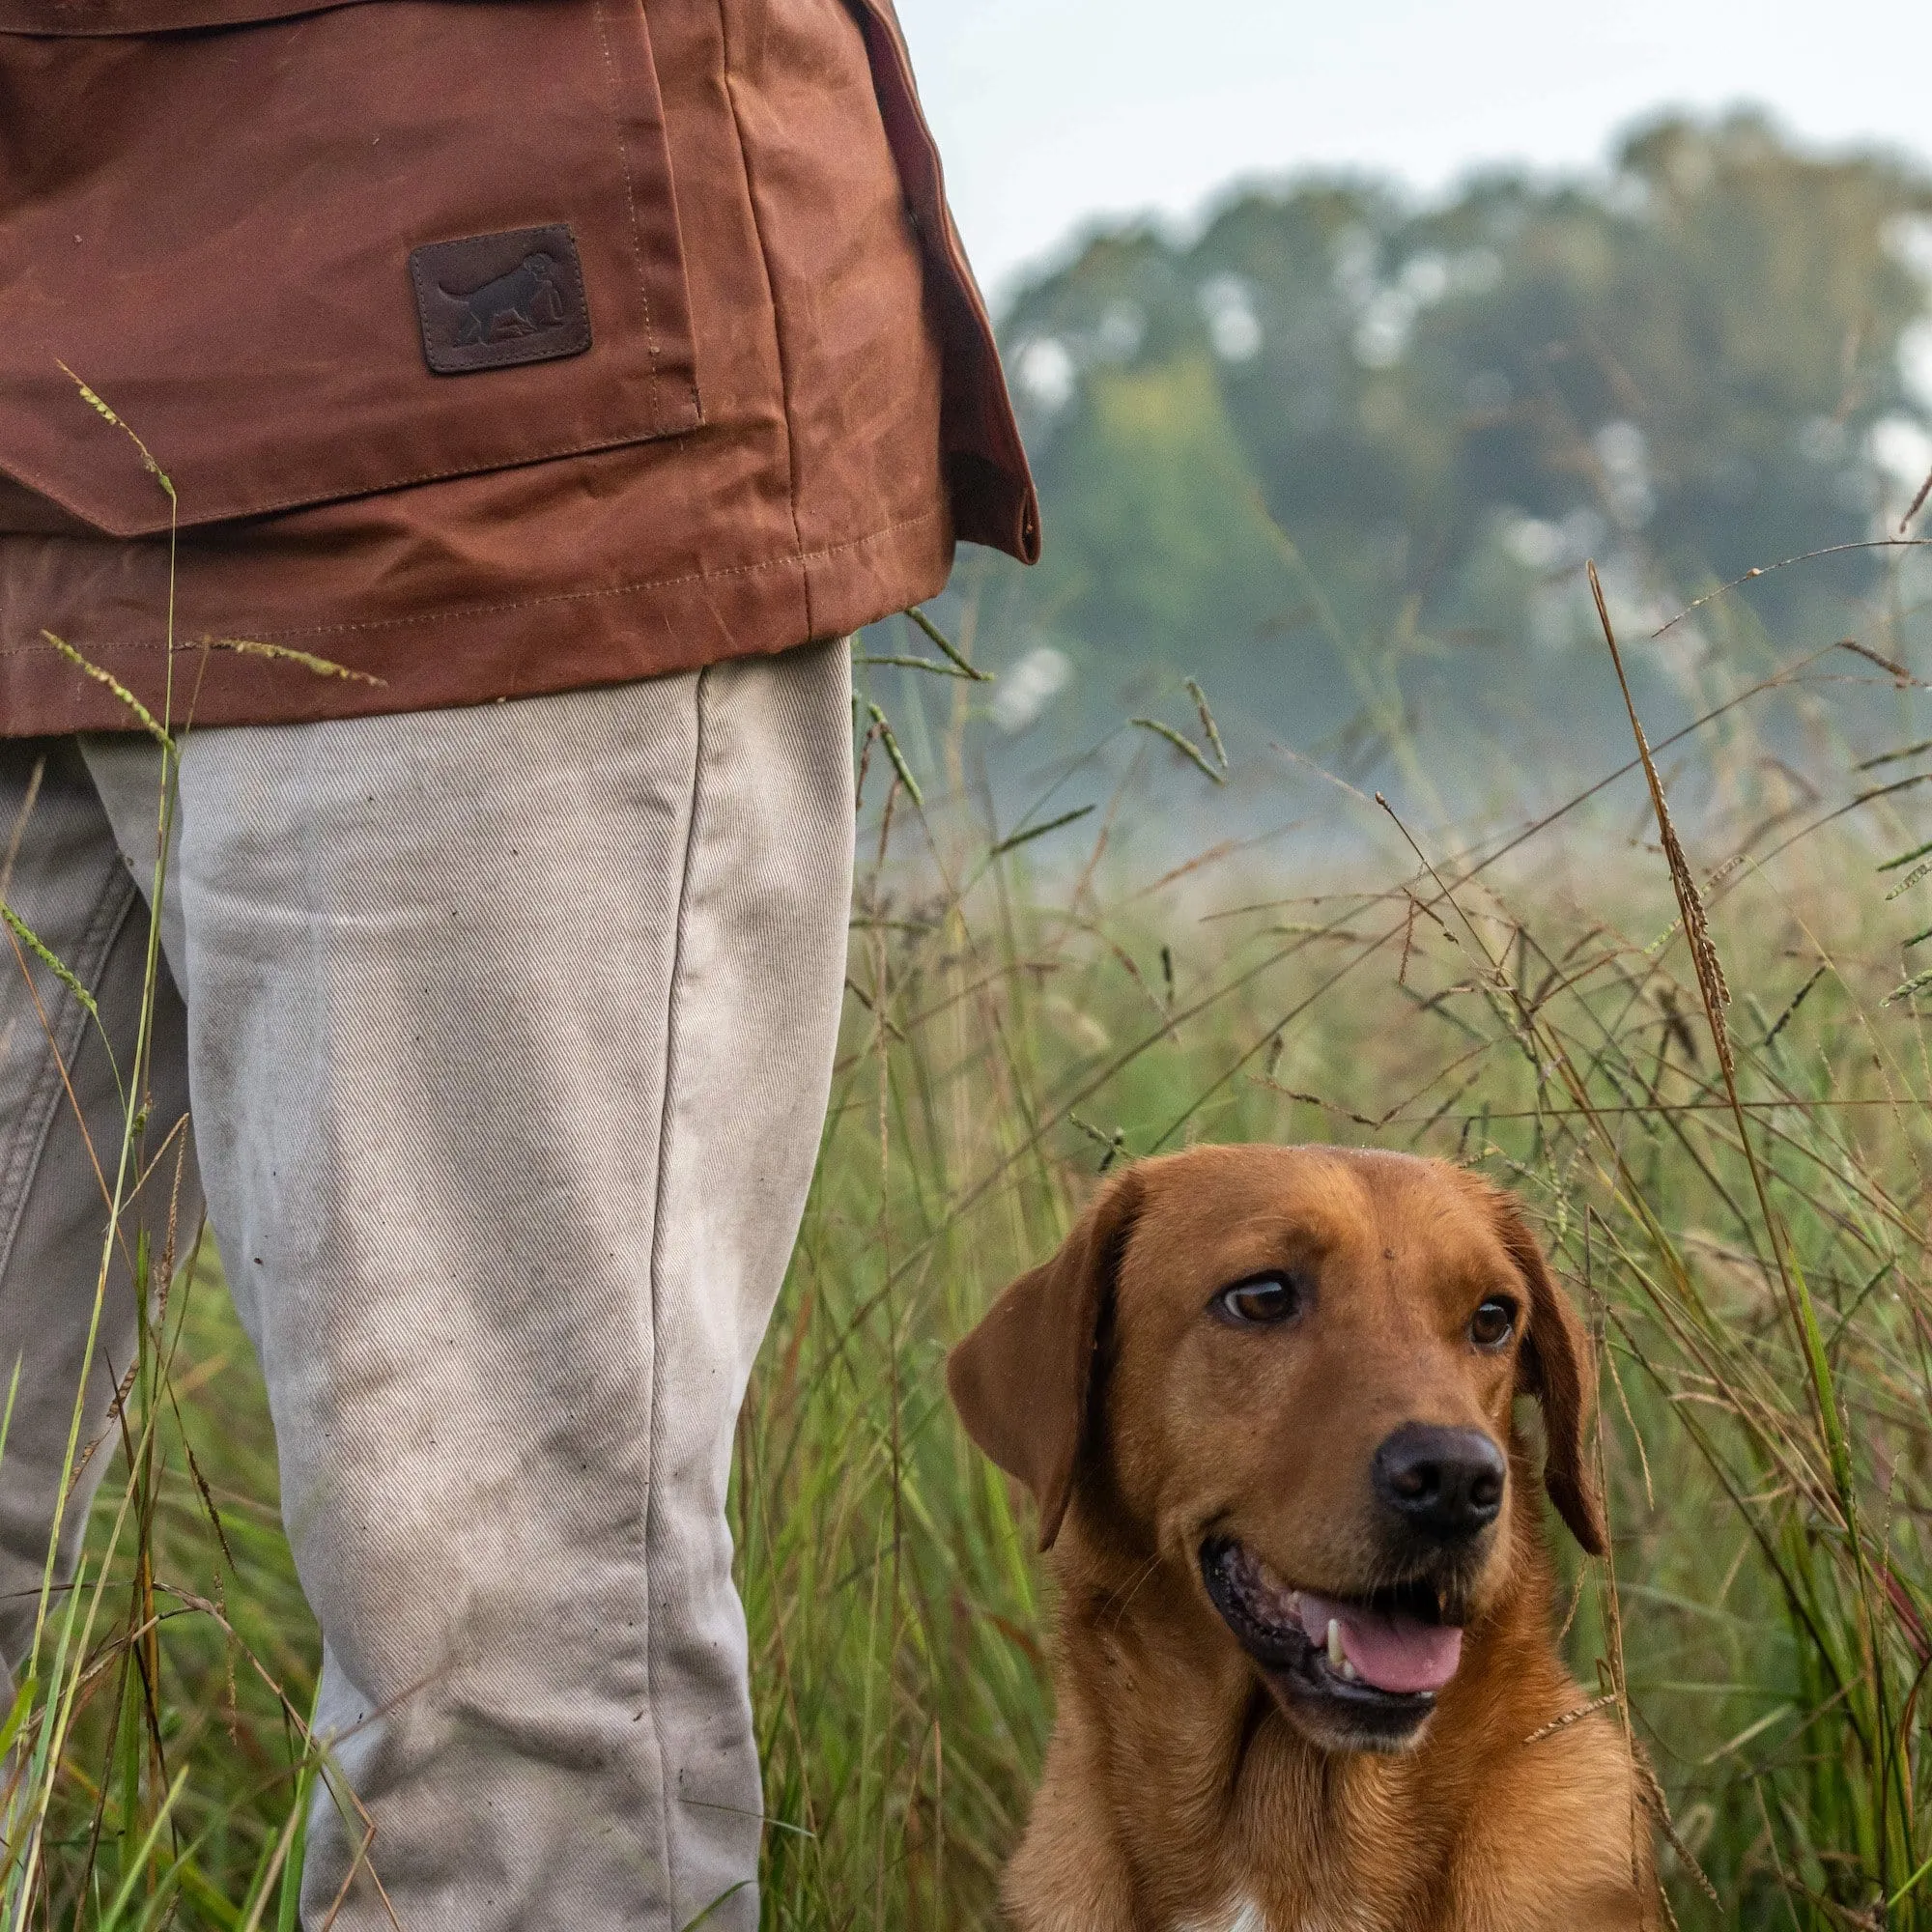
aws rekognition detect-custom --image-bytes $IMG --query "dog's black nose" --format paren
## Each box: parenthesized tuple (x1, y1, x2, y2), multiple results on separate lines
(1373, 1424, 1506, 1541)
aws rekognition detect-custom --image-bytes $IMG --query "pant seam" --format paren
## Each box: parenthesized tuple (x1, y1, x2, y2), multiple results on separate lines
(0, 864, 141, 1288)
(643, 663, 712, 1915)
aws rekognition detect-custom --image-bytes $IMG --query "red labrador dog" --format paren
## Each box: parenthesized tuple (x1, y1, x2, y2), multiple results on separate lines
(950, 1145, 1659, 1930)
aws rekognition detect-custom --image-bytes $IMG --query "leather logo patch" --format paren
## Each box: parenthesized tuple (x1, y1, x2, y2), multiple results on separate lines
(410, 225, 591, 375)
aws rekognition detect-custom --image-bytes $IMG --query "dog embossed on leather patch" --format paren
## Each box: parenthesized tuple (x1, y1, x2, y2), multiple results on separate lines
(410, 225, 591, 375)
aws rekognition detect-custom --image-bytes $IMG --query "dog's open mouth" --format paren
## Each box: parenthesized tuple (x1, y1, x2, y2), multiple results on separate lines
(1200, 1538, 1463, 1733)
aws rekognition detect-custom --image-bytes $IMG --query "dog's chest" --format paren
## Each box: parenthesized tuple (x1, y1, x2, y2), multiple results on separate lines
(1174, 1882, 1393, 1932)
(1176, 1900, 1270, 1932)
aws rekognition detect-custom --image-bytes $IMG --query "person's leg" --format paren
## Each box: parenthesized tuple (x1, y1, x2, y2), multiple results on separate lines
(637, 645, 860, 1927)
(83, 640, 854, 1930)
(0, 740, 198, 1690)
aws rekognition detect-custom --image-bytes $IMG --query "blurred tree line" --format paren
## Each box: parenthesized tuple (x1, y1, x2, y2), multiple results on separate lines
(957, 113, 1932, 790)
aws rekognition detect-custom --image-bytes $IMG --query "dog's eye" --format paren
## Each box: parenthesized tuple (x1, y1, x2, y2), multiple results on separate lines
(1469, 1297, 1517, 1350)
(1214, 1273, 1303, 1326)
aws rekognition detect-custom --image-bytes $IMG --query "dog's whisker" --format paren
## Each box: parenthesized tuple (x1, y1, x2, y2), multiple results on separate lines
(1099, 1551, 1163, 1632)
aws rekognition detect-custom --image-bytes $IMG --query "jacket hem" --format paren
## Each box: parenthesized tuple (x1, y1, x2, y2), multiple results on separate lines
(0, 508, 953, 735)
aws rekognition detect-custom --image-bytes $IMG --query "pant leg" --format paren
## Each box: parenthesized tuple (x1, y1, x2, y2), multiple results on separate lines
(0, 741, 198, 1686)
(642, 644, 857, 1928)
(85, 640, 854, 1931)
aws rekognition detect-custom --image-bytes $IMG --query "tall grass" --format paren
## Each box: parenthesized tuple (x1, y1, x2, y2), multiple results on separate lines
(9, 547, 1932, 1927)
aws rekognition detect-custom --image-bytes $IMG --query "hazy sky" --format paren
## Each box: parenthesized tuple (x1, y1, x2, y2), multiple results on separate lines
(894, 0, 1932, 300)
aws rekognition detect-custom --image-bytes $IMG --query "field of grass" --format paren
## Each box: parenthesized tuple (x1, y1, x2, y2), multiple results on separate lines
(10, 561, 1932, 1928)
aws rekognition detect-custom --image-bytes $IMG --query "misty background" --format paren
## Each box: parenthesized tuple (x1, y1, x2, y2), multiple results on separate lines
(874, 2, 1932, 832)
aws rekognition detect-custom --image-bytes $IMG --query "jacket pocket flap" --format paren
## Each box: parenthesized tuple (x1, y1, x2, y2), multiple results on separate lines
(0, 0, 697, 538)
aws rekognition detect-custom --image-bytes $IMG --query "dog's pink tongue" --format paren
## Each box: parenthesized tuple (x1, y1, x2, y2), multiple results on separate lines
(1299, 1592, 1463, 1694)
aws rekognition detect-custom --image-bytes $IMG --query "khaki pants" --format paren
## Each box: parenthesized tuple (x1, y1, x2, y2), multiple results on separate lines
(0, 639, 855, 1929)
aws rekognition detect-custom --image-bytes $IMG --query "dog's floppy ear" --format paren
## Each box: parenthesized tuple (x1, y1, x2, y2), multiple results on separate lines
(1488, 1187, 1608, 1557)
(947, 1168, 1143, 1552)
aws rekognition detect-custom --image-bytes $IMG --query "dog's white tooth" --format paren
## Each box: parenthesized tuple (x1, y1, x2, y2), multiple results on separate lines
(1326, 1618, 1344, 1670)
(1341, 1659, 1358, 1682)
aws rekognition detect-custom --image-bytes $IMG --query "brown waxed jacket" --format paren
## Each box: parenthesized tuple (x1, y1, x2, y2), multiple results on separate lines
(0, 0, 1037, 735)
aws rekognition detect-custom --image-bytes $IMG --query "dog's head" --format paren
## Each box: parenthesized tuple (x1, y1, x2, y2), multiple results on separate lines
(948, 1144, 1604, 1754)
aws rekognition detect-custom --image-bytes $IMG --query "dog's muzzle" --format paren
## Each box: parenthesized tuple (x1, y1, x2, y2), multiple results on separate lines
(1199, 1537, 1466, 1750)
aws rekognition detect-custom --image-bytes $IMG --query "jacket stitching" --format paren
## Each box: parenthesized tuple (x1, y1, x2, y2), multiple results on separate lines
(590, 0, 663, 410)
(0, 507, 943, 656)
(714, 2, 812, 641)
